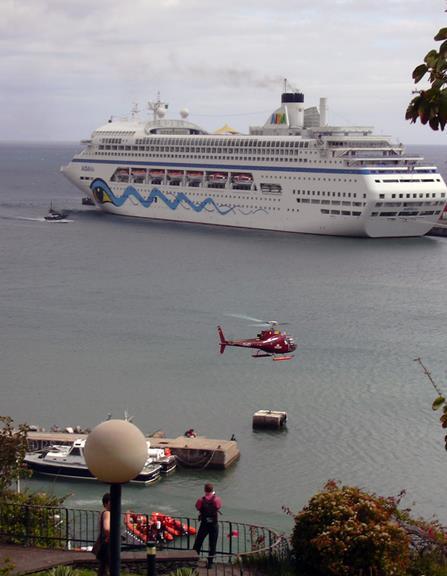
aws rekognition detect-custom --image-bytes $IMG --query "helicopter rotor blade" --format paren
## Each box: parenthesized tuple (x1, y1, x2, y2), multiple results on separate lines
(225, 314, 290, 328)
(225, 313, 266, 323)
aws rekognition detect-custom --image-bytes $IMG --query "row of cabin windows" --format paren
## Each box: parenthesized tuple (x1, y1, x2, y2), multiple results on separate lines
(94, 150, 323, 163)
(375, 200, 444, 207)
(375, 178, 441, 183)
(147, 199, 281, 211)
(379, 192, 444, 199)
(98, 144, 311, 155)
(134, 138, 311, 149)
(370, 210, 441, 217)
(298, 198, 365, 206)
(320, 209, 362, 216)
(293, 190, 359, 198)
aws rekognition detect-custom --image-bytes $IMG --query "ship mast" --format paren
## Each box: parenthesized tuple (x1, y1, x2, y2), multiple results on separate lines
(147, 92, 168, 121)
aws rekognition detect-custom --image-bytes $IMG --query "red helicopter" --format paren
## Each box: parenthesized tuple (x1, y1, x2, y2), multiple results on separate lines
(217, 319, 296, 361)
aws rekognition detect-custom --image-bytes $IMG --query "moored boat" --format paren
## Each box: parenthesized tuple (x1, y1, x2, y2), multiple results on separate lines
(147, 446, 176, 474)
(24, 439, 162, 485)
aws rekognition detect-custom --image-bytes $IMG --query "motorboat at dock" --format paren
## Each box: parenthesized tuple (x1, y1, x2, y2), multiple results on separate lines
(147, 445, 176, 474)
(24, 438, 162, 485)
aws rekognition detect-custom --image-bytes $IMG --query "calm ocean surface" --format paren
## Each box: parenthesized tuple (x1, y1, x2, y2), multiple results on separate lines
(1, 142, 447, 532)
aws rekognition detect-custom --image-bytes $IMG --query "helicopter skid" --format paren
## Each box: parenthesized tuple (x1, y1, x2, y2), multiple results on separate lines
(252, 353, 272, 358)
(272, 355, 294, 362)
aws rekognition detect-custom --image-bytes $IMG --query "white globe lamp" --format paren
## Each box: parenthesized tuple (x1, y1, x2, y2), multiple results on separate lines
(84, 419, 148, 576)
(84, 419, 147, 483)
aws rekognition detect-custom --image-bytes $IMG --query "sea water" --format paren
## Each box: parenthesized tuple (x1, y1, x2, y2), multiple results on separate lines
(1, 143, 447, 532)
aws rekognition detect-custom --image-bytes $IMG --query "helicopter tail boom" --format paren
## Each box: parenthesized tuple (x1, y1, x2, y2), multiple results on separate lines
(217, 325, 227, 354)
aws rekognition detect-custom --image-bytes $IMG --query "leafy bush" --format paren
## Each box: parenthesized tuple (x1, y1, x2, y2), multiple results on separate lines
(0, 416, 29, 494)
(291, 481, 410, 576)
(0, 558, 14, 576)
(48, 567, 78, 576)
(406, 27, 447, 131)
(0, 490, 67, 548)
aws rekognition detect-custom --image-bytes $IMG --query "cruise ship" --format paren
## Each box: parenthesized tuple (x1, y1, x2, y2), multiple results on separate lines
(61, 87, 447, 237)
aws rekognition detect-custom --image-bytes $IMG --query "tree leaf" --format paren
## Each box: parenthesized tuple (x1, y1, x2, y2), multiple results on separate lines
(432, 395, 446, 410)
(429, 117, 439, 130)
(434, 28, 447, 41)
(424, 50, 440, 68)
(413, 64, 429, 83)
(439, 40, 447, 58)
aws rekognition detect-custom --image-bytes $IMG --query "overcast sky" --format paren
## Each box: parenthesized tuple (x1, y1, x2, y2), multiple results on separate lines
(1, 0, 446, 144)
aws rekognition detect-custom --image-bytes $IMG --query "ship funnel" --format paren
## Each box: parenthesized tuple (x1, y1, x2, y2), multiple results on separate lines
(319, 97, 327, 126)
(281, 92, 304, 128)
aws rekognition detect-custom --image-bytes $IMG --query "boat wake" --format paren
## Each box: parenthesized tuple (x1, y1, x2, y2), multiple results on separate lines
(16, 216, 74, 223)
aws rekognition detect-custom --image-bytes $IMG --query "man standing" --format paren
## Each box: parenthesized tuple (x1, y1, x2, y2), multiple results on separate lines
(193, 483, 222, 568)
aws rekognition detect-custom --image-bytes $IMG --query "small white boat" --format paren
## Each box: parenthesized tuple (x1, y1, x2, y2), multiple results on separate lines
(147, 445, 177, 474)
(44, 203, 69, 222)
(24, 439, 162, 485)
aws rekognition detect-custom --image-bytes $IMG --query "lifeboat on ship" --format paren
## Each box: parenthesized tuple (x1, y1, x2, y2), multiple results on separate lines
(186, 171, 203, 181)
(207, 173, 227, 184)
(232, 173, 253, 184)
(149, 169, 164, 177)
(114, 168, 130, 182)
(167, 170, 183, 181)
(131, 168, 147, 182)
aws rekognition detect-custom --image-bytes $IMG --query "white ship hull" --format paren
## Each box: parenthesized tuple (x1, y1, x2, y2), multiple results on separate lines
(61, 89, 447, 238)
(63, 161, 446, 238)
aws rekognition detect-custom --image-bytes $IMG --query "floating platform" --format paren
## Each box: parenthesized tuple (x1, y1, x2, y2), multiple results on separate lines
(151, 436, 239, 469)
(252, 410, 287, 429)
(26, 432, 239, 470)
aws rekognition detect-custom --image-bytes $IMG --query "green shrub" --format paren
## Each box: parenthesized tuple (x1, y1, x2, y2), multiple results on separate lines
(0, 489, 67, 548)
(0, 558, 14, 576)
(291, 481, 410, 576)
(166, 569, 199, 576)
(48, 567, 78, 576)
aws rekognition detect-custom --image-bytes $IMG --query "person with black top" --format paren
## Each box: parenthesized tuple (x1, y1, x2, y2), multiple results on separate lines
(193, 482, 222, 568)
(98, 493, 111, 576)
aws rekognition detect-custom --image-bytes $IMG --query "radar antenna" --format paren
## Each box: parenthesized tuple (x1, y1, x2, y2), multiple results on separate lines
(148, 92, 169, 121)
(131, 102, 140, 120)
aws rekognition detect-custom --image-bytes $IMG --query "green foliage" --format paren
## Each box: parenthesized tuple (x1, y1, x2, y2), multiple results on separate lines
(412, 552, 447, 575)
(291, 480, 410, 576)
(0, 490, 67, 548)
(48, 567, 78, 576)
(166, 569, 199, 576)
(406, 27, 447, 130)
(0, 416, 30, 494)
(240, 554, 295, 576)
(415, 358, 447, 451)
(0, 558, 14, 576)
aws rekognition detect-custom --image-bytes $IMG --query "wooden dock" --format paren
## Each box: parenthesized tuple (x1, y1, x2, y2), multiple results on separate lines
(26, 432, 240, 470)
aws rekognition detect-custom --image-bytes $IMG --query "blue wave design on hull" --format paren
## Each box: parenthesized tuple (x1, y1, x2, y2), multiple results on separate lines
(91, 179, 238, 216)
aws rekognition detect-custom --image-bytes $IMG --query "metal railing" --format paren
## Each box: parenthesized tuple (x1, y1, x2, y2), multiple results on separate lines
(0, 502, 290, 566)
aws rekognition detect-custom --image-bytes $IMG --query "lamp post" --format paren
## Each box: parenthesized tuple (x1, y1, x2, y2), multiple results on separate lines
(84, 419, 148, 576)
